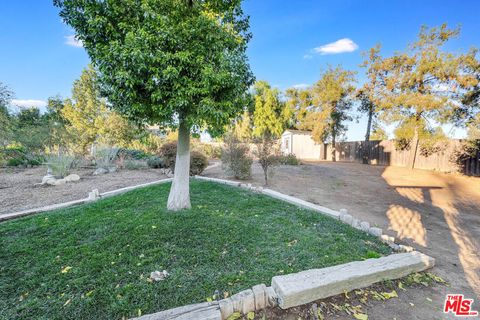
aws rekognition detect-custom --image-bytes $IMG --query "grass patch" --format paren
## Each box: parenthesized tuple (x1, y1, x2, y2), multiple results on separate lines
(0, 181, 391, 319)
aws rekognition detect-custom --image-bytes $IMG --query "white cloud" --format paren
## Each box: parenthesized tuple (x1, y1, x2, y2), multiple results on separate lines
(303, 54, 313, 60)
(292, 83, 309, 89)
(313, 38, 358, 55)
(12, 99, 47, 108)
(65, 35, 83, 48)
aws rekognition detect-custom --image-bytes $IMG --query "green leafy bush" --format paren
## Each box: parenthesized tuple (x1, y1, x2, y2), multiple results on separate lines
(1, 147, 44, 167)
(194, 143, 222, 159)
(159, 141, 208, 175)
(124, 159, 148, 170)
(278, 153, 300, 165)
(190, 151, 208, 175)
(118, 148, 151, 160)
(147, 156, 164, 169)
(94, 147, 119, 169)
(45, 153, 75, 178)
(221, 135, 253, 180)
(158, 141, 177, 169)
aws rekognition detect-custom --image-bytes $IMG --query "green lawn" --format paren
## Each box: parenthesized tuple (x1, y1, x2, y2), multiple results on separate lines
(0, 180, 391, 319)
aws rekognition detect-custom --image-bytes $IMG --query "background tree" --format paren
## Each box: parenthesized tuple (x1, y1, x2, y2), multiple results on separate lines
(55, 0, 254, 211)
(284, 87, 312, 130)
(61, 66, 140, 154)
(0, 82, 15, 147)
(303, 66, 356, 161)
(252, 81, 285, 138)
(61, 66, 110, 155)
(370, 125, 388, 141)
(378, 24, 478, 168)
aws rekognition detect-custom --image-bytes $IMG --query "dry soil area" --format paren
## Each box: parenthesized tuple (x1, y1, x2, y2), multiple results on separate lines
(203, 161, 480, 320)
(0, 166, 167, 215)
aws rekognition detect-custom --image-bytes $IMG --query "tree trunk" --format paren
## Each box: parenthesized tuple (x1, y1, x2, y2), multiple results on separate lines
(331, 132, 336, 162)
(167, 119, 191, 211)
(408, 114, 421, 170)
(363, 108, 373, 164)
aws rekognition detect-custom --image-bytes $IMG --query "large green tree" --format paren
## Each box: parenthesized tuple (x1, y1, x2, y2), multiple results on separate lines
(252, 81, 284, 138)
(55, 0, 254, 210)
(303, 66, 356, 161)
(376, 24, 478, 168)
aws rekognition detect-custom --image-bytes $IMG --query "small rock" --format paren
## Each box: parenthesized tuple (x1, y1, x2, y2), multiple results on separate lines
(107, 166, 117, 173)
(360, 221, 370, 232)
(45, 179, 57, 186)
(64, 174, 80, 182)
(41, 175, 54, 184)
(369, 227, 383, 237)
(398, 245, 414, 253)
(340, 214, 353, 225)
(93, 168, 108, 175)
(350, 218, 361, 229)
(380, 234, 395, 244)
(150, 270, 169, 282)
(52, 179, 66, 186)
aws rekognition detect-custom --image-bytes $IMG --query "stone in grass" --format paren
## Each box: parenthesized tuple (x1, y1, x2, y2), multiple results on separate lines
(350, 218, 361, 229)
(150, 270, 169, 282)
(359, 221, 370, 232)
(340, 214, 353, 225)
(64, 174, 80, 182)
(369, 227, 383, 237)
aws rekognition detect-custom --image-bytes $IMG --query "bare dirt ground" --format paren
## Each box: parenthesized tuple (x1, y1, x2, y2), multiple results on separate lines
(0, 166, 167, 215)
(203, 161, 480, 320)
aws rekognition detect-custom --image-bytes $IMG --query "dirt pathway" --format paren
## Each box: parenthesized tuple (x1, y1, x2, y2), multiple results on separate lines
(203, 161, 480, 319)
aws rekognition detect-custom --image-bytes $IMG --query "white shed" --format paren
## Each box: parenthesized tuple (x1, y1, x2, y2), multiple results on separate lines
(280, 130, 323, 160)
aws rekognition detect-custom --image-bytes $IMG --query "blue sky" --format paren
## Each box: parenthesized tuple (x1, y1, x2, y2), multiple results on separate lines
(1, 0, 479, 140)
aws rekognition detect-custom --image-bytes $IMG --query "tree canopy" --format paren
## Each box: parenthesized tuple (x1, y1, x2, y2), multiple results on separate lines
(54, 0, 254, 135)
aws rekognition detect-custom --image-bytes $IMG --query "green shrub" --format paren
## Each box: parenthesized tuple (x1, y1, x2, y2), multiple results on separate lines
(159, 141, 208, 175)
(158, 141, 177, 169)
(194, 143, 222, 159)
(1, 147, 44, 167)
(147, 156, 164, 169)
(94, 147, 119, 169)
(221, 135, 252, 180)
(118, 148, 151, 160)
(190, 151, 208, 175)
(45, 153, 75, 178)
(279, 153, 300, 165)
(124, 159, 148, 170)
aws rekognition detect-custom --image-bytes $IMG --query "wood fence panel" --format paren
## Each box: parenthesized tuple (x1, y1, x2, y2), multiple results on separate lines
(319, 139, 479, 176)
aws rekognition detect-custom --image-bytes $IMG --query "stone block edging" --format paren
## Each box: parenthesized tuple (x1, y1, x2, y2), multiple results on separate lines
(193, 176, 413, 253)
(0, 178, 173, 222)
(132, 252, 434, 319)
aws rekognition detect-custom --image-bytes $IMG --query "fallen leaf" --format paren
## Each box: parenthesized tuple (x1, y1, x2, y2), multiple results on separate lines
(226, 312, 241, 320)
(61, 266, 72, 274)
(247, 311, 255, 320)
(381, 290, 398, 299)
(353, 313, 368, 320)
(63, 299, 71, 306)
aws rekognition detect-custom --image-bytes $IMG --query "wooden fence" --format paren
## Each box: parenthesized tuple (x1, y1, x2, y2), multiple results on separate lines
(319, 139, 480, 176)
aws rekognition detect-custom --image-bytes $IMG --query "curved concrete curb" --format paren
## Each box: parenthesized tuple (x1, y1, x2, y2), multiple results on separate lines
(0, 178, 172, 222)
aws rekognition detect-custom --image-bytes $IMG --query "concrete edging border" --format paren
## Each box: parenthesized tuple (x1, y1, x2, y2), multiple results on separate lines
(0, 178, 173, 222)
(133, 252, 434, 320)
